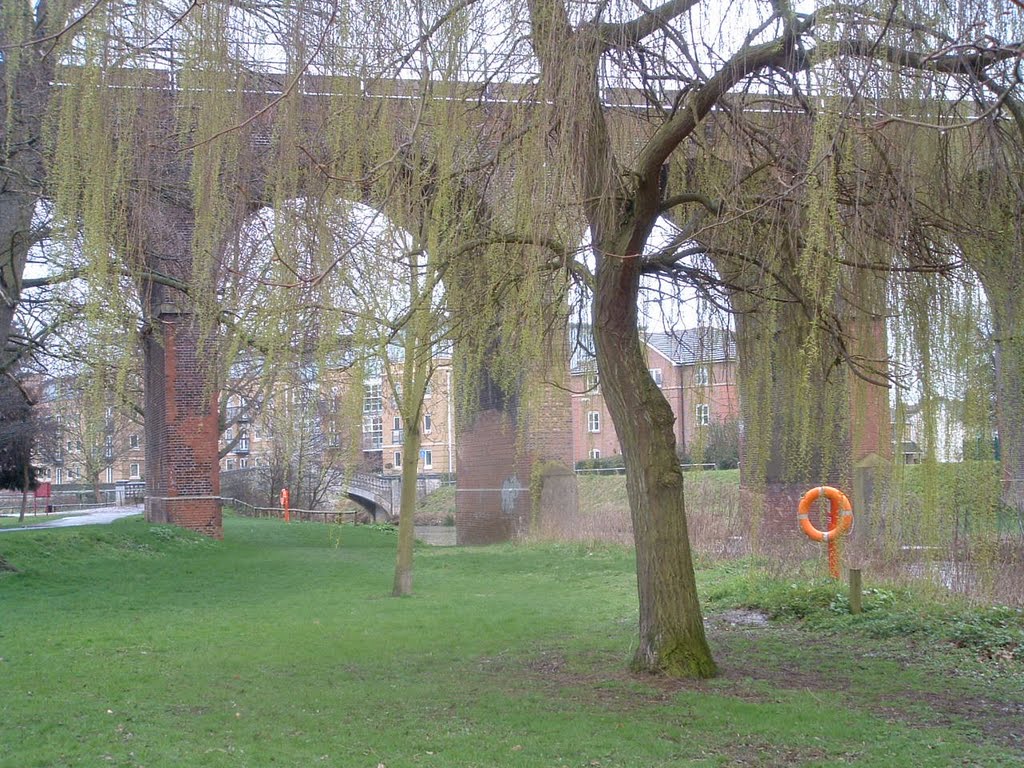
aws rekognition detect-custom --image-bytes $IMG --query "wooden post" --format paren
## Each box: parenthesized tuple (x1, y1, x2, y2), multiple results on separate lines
(849, 568, 863, 614)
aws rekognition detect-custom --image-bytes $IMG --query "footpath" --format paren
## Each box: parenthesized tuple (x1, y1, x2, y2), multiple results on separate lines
(0, 505, 143, 532)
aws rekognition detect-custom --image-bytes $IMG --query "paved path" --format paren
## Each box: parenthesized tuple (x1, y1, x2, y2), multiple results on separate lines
(0, 505, 143, 532)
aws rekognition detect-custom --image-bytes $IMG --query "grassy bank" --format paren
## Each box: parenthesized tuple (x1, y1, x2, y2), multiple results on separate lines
(1, 515, 1021, 767)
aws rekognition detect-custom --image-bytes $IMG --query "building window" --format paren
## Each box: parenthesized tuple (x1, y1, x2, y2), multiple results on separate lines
(66, 439, 73, 453)
(55, 468, 64, 484)
(421, 449, 433, 469)
(584, 370, 599, 392)
(129, 434, 139, 449)
(363, 415, 383, 450)
(105, 467, 113, 483)
(696, 403, 710, 426)
(424, 381, 433, 398)
(589, 448, 601, 460)
(649, 368, 663, 387)
(424, 414, 432, 434)
(240, 458, 248, 469)
(394, 451, 402, 468)
(393, 415, 402, 431)
(363, 382, 383, 414)
(129, 463, 140, 479)
(587, 411, 601, 433)
(226, 459, 235, 471)
(694, 365, 709, 386)
(238, 431, 250, 452)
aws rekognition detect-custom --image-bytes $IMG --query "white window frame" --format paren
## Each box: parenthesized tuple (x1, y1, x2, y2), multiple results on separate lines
(424, 413, 432, 434)
(363, 415, 383, 449)
(129, 434, 139, 449)
(394, 451, 402, 468)
(129, 463, 140, 479)
(421, 449, 433, 469)
(584, 370, 600, 392)
(363, 382, 383, 414)
(649, 368, 663, 387)
(694, 365, 709, 386)
(587, 411, 601, 433)
(589, 448, 601, 460)
(696, 403, 710, 426)
(105, 466, 114, 483)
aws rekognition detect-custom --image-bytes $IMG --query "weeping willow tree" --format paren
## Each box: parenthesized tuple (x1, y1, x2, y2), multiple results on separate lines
(502, 0, 1024, 675)
(0, 0, 63, 369)
(33, 0, 1024, 672)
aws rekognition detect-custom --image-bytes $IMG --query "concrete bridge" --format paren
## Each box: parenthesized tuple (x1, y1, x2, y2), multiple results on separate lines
(343, 472, 398, 519)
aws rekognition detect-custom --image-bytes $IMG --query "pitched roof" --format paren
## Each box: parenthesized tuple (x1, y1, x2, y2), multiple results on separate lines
(645, 327, 735, 366)
(570, 325, 735, 373)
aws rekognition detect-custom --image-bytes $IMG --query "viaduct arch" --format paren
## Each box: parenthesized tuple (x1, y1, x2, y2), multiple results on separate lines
(47, 71, 915, 542)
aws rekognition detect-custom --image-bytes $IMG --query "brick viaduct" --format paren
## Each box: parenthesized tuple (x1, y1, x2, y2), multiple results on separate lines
(52, 71, 892, 543)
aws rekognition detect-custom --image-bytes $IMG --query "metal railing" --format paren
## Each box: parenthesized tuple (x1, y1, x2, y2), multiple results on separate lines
(575, 462, 717, 475)
(221, 497, 358, 524)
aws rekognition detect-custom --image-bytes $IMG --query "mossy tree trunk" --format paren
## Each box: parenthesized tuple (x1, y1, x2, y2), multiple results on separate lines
(524, 0, 810, 678)
(593, 234, 717, 678)
(391, 223, 439, 597)
(393, 416, 423, 596)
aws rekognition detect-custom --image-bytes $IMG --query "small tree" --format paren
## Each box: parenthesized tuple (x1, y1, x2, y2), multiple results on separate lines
(0, 374, 39, 522)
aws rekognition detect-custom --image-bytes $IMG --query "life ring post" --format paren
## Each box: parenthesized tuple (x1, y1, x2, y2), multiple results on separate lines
(797, 486, 854, 579)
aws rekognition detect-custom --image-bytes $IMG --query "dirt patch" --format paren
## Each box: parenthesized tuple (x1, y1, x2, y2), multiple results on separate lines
(876, 690, 1024, 753)
(480, 613, 1024, 760)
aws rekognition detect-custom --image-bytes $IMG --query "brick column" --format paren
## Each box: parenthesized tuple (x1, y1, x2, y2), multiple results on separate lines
(144, 306, 222, 537)
(456, 344, 577, 545)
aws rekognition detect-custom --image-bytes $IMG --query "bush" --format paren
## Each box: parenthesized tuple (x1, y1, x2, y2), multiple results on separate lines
(702, 420, 740, 469)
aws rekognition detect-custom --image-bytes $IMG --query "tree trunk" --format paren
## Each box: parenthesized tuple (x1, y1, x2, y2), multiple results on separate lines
(0, 17, 54, 368)
(392, 425, 423, 597)
(593, 245, 716, 678)
(18, 460, 29, 522)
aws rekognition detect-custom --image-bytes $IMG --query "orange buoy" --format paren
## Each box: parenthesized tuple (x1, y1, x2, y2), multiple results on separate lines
(797, 486, 853, 543)
(798, 486, 853, 578)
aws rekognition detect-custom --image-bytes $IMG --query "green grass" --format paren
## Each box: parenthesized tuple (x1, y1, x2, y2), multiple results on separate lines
(1, 516, 1022, 767)
(0, 512, 75, 528)
(416, 484, 456, 523)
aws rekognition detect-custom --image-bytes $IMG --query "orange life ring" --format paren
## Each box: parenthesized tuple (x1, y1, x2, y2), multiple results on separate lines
(797, 486, 853, 543)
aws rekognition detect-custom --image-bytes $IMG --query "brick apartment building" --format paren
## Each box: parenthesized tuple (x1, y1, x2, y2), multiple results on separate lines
(27, 376, 146, 488)
(570, 327, 739, 463)
(216, 356, 456, 479)
(31, 327, 734, 491)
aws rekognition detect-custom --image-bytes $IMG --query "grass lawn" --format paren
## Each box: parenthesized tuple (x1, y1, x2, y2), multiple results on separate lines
(1, 515, 1021, 767)
(0, 512, 75, 529)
